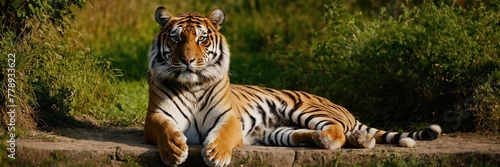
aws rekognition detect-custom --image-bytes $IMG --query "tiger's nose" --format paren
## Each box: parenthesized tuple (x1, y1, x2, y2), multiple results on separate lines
(181, 56, 195, 65)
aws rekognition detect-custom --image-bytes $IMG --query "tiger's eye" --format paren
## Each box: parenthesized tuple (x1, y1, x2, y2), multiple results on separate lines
(198, 36, 207, 43)
(170, 36, 180, 43)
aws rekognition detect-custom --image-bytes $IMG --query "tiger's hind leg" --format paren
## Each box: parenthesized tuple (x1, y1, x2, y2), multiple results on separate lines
(262, 127, 317, 146)
(262, 125, 346, 150)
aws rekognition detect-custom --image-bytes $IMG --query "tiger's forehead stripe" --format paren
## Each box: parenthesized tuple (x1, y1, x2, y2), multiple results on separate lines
(176, 14, 203, 25)
(169, 17, 208, 37)
(170, 25, 182, 36)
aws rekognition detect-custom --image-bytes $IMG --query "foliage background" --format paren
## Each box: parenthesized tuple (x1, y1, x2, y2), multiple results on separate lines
(1, 0, 499, 139)
(274, 1, 500, 131)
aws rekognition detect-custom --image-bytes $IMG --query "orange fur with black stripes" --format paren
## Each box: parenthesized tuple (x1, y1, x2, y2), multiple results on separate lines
(144, 7, 442, 167)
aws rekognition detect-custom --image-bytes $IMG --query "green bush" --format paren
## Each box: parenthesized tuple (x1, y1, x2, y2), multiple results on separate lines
(473, 69, 500, 132)
(0, 0, 119, 128)
(274, 2, 500, 132)
(1, 26, 119, 128)
(0, 0, 86, 41)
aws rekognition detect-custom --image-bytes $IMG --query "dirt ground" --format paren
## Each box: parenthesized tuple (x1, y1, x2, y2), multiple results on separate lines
(14, 127, 500, 166)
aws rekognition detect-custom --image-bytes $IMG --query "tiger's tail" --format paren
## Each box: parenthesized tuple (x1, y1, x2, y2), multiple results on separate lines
(351, 121, 442, 147)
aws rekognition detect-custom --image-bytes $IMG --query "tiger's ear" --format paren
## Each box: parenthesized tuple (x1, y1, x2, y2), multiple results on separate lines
(208, 8, 225, 30)
(155, 6, 172, 28)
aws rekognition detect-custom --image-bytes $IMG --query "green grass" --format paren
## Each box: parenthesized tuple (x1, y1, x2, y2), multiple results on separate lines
(94, 80, 148, 126)
(0, 25, 120, 129)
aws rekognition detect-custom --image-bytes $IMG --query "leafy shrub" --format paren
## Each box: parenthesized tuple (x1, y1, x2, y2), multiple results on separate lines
(1, 26, 119, 128)
(0, 0, 119, 129)
(0, 0, 86, 41)
(274, 2, 500, 132)
(473, 69, 500, 132)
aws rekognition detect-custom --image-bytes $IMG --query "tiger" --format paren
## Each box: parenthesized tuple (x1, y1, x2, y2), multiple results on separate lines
(144, 7, 442, 167)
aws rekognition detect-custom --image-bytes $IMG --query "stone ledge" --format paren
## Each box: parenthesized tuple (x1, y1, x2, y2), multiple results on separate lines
(13, 128, 500, 166)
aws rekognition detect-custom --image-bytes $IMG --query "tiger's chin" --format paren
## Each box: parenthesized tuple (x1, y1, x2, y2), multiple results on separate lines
(151, 65, 226, 85)
(176, 72, 202, 84)
(150, 70, 202, 85)
(174, 70, 224, 85)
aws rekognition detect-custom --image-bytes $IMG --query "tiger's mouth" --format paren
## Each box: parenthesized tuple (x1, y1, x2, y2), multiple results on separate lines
(177, 69, 198, 76)
(152, 60, 225, 84)
(180, 64, 203, 73)
(179, 67, 195, 73)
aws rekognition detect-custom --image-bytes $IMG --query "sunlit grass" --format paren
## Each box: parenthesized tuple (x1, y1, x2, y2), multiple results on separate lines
(92, 80, 148, 126)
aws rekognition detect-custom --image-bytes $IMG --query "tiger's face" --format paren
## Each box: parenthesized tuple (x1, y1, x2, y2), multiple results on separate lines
(149, 7, 229, 85)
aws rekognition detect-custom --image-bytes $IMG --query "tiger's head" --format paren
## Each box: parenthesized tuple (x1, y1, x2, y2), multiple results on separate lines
(148, 7, 229, 85)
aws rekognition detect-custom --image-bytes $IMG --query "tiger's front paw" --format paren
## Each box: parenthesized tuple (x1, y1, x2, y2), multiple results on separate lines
(346, 130, 375, 149)
(201, 139, 233, 167)
(157, 131, 189, 166)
